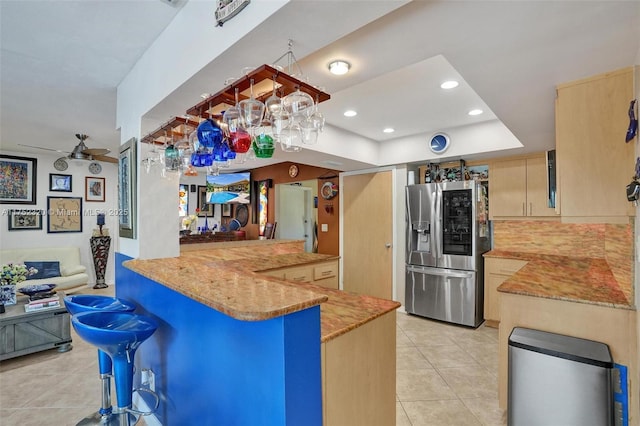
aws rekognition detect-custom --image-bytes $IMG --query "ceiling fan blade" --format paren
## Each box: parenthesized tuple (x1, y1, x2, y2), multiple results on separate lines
(93, 155, 119, 164)
(18, 144, 70, 154)
(83, 148, 111, 156)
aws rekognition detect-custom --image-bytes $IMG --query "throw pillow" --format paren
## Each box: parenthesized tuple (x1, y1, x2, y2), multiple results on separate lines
(24, 261, 61, 280)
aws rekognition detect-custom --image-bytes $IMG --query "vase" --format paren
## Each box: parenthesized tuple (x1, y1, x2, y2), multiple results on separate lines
(0, 284, 17, 306)
(90, 236, 111, 289)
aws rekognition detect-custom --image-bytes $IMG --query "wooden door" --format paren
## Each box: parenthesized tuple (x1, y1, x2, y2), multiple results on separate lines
(342, 171, 393, 299)
(525, 155, 556, 217)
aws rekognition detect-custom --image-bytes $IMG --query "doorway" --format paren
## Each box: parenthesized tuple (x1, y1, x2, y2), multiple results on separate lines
(275, 183, 315, 252)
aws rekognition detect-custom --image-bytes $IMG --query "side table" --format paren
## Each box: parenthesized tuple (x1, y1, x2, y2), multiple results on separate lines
(0, 292, 72, 361)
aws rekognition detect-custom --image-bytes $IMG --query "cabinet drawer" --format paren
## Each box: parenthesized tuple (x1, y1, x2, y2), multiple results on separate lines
(314, 263, 337, 281)
(284, 267, 313, 282)
(485, 258, 527, 275)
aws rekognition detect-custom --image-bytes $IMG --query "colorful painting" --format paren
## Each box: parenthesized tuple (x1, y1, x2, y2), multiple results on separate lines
(178, 184, 188, 217)
(258, 180, 269, 236)
(0, 155, 37, 204)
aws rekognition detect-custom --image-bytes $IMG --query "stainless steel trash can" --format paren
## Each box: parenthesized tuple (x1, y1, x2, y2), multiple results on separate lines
(508, 327, 613, 426)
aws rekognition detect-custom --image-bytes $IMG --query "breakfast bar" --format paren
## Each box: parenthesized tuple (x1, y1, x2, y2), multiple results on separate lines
(116, 240, 400, 426)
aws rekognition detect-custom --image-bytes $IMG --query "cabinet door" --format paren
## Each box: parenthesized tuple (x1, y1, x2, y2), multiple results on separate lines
(525, 156, 556, 217)
(490, 159, 527, 218)
(556, 67, 635, 219)
(484, 258, 528, 327)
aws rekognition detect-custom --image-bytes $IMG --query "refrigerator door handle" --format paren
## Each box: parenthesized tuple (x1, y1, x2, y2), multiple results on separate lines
(406, 265, 473, 279)
(430, 186, 437, 258)
(434, 187, 442, 259)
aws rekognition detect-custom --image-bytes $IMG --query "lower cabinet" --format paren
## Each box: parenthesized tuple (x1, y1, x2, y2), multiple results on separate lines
(262, 259, 340, 289)
(484, 258, 527, 327)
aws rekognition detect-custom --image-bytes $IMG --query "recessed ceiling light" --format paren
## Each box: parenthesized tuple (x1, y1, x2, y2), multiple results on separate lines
(383, 128, 395, 134)
(200, 93, 211, 99)
(440, 80, 459, 89)
(468, 109, 484, 116)
(328, 60, 351, 75)
(343, 110, 357, 117)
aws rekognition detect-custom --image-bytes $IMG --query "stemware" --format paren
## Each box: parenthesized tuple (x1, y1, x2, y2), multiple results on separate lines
(238, 79, 265, 130)
(264, 75, 283, 120)
(279, 123, 303, 153)
(282, 88, 314, 124)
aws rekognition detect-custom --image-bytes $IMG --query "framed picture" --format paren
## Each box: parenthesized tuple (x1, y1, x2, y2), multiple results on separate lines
(49, 173, 72, 192)
(47, 196, 82, 233)
(179, 184, 188, 217)
(8, 209, 43, 230)
(197, 185, 213, 217)
(0, 155, 37, 204)
(222, 204, 233, 217)
(119, 137, 137, 239)
(85, 177, 105, 202)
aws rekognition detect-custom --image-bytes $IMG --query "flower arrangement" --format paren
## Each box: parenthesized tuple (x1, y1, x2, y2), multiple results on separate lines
(1, 263, 38, 286)
(181, 214, 199, 232)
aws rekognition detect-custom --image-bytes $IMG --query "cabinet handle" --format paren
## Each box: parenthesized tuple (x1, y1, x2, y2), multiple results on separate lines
(321, 271, 332, 276)
(529, 202, 532, 216)
(522, 203, 525, 216)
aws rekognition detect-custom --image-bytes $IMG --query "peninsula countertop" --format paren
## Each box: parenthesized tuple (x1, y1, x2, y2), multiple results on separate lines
(485, 250, 633, 309)
(124, 241, 400, 342)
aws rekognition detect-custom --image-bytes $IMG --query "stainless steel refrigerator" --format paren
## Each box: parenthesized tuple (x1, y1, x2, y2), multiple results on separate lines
(405, 180, 490, 327)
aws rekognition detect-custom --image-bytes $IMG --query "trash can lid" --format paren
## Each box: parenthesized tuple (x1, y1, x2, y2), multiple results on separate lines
(508, 327, 613, 368)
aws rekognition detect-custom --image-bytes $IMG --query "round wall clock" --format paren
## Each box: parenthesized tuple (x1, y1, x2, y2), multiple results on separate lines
(53, 157, 68, 171)
(288, 164, 299, 178)
(429, 133, 450, 154)
(88, 161, 102, 174)
(235, 204, 249, 227)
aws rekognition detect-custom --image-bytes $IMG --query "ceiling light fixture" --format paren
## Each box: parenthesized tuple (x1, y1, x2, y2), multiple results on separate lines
(344, 110, 357, 117)
(468, 109, 484, 116)
(383, 127, 395, 134)
(328, 60, 351, 75)
(440, 80, 459, 89)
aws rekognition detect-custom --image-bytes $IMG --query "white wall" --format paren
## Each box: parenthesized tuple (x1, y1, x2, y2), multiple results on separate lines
(0, 150, 119, 285)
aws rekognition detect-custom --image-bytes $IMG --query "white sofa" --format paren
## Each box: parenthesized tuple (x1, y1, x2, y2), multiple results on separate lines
(0, 247, 89, 292)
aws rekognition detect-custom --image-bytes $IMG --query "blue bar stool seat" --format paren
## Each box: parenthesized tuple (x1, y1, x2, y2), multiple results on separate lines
(72, 311, 158, 426)
(65, 295, 136, 426)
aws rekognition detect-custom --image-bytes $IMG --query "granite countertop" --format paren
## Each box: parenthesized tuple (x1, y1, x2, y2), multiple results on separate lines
(124, 242, 400, 342)
(485, 250, 633, 309)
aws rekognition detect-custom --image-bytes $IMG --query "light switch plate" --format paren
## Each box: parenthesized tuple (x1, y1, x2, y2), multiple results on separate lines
(321, 224, 328, 232)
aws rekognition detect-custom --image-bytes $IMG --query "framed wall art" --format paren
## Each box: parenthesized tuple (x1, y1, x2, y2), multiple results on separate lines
(118, 137, 137, 239)
(0, 155, 37, 204)
(47, 196, 82, 233)
(50, 173, 72, 192)
(85, 177, 105, 202)
(8, 209, 43, 231)
(222, 204, 232, 217)
(197, 185, 214, 217)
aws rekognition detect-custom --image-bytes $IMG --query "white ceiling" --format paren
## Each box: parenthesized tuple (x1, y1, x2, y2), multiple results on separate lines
(1, 1, 639, 172)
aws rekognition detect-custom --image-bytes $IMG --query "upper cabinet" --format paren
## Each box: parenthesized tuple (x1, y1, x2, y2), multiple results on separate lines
(490, 153, 557, 219)
(556, 67, 636, 220)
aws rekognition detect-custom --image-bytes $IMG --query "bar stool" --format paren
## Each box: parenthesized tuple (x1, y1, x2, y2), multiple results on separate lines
(72, 311, 158, 426)
(65, 295, 136, 426)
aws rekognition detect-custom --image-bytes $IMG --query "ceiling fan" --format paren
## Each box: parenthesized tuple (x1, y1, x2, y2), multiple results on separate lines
(19, 134, 118, 164)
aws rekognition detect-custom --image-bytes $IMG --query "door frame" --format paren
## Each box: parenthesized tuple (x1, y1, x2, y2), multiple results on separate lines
(339, 165, 406, 303)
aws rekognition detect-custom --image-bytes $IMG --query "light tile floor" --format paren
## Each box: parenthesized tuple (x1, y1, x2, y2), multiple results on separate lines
(396, 311, 506, 426)
(0, 285, 505, 425)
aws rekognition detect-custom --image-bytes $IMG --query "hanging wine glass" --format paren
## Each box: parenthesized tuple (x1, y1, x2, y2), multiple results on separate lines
(264, 75, 282, 120)
(311, 94, 325, 132)
(252, 126, 275, 158)
(239, 78, 265, 130)
(280, 123, 303, 152)
(282, 87, 314, 125)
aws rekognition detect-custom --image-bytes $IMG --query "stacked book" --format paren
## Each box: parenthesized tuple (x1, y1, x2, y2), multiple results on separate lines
(24, 292, 61, 312)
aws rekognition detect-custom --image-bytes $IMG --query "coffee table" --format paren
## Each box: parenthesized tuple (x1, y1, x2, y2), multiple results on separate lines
(0, 291, 72, 361)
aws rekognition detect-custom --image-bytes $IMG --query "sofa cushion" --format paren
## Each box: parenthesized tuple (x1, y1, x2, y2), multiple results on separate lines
(25, 261, 61, 279)
(61, 264, 87, 277)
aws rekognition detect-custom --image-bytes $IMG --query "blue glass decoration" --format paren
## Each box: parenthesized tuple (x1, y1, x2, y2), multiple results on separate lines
(197, 119, 223, 148)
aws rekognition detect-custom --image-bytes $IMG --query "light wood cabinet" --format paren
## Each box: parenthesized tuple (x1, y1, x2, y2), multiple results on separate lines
(489, 154, 557, 219)
(261, 259, 339, 289)
(483, 258, 527, 327)
(556, 67, 636, 220)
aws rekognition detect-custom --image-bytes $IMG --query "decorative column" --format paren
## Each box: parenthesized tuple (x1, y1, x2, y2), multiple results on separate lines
(91, 213, 110, 289)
